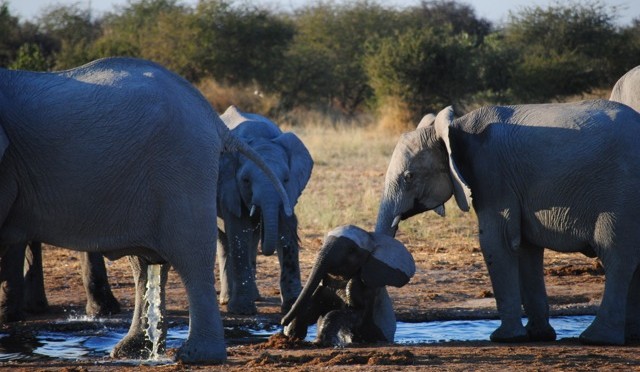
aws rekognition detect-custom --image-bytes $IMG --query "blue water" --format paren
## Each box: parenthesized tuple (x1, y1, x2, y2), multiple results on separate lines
(0, 315, 595, 362)
(304, 315, 596, 343)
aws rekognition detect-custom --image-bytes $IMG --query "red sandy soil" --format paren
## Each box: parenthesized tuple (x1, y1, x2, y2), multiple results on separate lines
(2, 232, 638, 371)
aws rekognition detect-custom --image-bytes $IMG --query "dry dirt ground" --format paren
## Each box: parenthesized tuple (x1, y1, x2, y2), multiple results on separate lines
(2, 232, 639, 371)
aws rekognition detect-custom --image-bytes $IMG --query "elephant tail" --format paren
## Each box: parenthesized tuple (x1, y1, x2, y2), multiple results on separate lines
(222, 130, 293, 217)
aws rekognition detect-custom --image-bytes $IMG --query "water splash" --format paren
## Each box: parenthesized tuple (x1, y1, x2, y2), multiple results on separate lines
(144, 264, 163, 360)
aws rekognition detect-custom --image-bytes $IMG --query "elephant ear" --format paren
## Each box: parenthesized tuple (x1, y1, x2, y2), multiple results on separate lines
(361, 232, 415, 288)
(273, 132, 313, 205)
(434, 106, 471, 212)
(218, 152, 242, 218)
(417, 113, 436, 129)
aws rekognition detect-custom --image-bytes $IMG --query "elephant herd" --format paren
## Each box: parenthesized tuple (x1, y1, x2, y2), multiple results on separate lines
(0, 58, 639, 363)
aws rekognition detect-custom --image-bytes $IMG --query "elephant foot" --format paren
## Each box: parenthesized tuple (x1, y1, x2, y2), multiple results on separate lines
(525, 321, 556, 342)
(580, 319, 625, 345)
(0, 308, 25, 323)
(490, 323, 529, 343)
(226, 299, 257, 315)
(23, 298, 49, 314)
(625, 320, 640, 342)
(315, 310, 356, 347)
(111, 334, 149, 359)
(86, 296, 121, 317)
(176, 338, 227, 364)
(111, 333, 166, 359)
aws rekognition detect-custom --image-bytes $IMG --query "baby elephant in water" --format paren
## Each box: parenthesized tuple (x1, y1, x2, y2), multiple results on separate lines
(281, 225, 415, 346)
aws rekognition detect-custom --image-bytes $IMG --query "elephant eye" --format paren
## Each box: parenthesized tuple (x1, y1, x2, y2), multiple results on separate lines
(403, 171, 413, 183)
(242, 177, 250, 185)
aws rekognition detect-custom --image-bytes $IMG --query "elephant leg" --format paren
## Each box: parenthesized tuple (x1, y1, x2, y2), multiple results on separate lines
(276, 216, 302, 314)
(216, 228, 232, 305)
(478, 214, 528, 342)
(111, 256, 169, 359)
(625, 264, 640, 341)
(0, 244, 27, 323)
(81, 252, 121, 317)
(224, 214, 259, 315)
(519, 242, 555, 341)
(315, 309, 359, 346)
(168, 245, 226, 363)
(580, 250, 635, 345)
(22, 241, 48, 314)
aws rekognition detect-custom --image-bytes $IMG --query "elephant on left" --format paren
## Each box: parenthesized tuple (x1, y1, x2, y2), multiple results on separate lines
(0, 57, 292, 363)
(0, 243, 120, 323)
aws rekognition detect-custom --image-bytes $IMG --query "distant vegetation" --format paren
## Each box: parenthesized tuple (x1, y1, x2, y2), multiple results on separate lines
(1, 0, 638, 129)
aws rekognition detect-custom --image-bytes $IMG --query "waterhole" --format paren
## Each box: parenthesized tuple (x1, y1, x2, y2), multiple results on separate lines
(0, 315, 595, 362)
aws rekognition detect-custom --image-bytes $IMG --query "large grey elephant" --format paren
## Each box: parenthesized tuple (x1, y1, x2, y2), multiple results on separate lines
(0, 243, 120, 322)
(0, 57, 291, 363)
(610, 65, 640, 112)
(376, 100, 640, 345)
(217, 105, 313, 314)
(281, 225, 415, 346)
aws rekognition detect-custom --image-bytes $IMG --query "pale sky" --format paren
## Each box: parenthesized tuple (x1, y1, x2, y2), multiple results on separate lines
(7, 0, 640, 26)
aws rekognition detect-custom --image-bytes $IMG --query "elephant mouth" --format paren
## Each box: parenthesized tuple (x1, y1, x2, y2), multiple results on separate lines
(400, 200, 431, 220)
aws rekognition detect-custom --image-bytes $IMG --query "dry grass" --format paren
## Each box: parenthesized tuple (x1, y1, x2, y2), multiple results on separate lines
(195, 81, 479, 252)
(197, 78, 280, 115)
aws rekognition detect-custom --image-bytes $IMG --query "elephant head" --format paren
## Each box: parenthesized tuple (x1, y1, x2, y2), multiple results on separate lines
(281, 224, 415, 328)
(219, 106, 313, 256)
(375, 107, 471, 237)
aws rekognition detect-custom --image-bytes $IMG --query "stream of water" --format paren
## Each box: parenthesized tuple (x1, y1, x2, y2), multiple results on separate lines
(0, 315, 595, 362)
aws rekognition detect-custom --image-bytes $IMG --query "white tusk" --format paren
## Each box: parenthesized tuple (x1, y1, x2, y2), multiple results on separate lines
(391, 215, 401, 229)
(434, 205, 445, 217)
(250, 205, 257, 217)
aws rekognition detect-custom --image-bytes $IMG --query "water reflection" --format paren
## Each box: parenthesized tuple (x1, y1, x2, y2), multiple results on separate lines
(0, 315, 596, 362)
(305, 315, 596, 343)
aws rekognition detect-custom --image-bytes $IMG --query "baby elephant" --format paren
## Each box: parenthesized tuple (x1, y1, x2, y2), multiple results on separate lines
(281, 225, 414, 346)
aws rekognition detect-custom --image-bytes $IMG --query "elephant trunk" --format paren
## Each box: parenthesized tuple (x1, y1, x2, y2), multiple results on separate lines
(375, 192, 399, 237)
(281, 252, 327, 327)
(260, 200, 280, 256)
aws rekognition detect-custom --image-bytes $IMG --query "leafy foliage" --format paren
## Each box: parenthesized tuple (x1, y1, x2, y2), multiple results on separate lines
(194, 0, 294, 88)
(499, 1, 628, 102)
(366, 25, 479, 119)
(9, 42, 48, 70)
(0, 0, 638, 121)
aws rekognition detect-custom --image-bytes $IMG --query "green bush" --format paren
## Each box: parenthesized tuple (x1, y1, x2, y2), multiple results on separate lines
(366, 25, 479, 121)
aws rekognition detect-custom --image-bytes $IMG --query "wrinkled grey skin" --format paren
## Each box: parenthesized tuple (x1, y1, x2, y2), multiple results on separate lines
(281, 225, 415, 346)
(376, 100, 640, 345)
(0, 243, 120, 323)
(610, 65, 640, 112)
(0, 57, 292, 363)
(217, 106, 313, 315)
